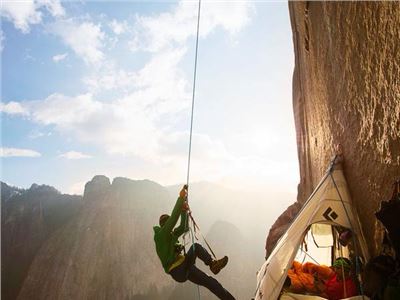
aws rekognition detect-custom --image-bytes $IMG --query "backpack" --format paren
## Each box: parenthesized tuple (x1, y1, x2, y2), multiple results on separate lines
(375, 180, 400, 260)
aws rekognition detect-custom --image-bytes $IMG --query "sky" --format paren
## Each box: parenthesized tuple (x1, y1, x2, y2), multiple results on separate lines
(1, 0, 299, 196)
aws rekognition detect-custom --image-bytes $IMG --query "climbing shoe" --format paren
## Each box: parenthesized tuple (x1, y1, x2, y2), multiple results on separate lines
(210, 256, 228, 275)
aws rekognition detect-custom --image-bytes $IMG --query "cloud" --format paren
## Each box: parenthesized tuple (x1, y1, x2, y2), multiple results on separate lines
(2, 74, 188, 160)
(109, 19, 128, 35)
(0, 30, 4, 52)
(0, 47, 190, 161)
(6, 48, 187, 160)
(59, 151, 92, 159)
(0, 101, 29, 115)
(52, 52, 68, 62)
(24, 52, 36, 62)
(1, 0, 64, 33)
(23, 93, 102, 126)
(68, 180, 86, 195)
(28, 130, 52, 139)
(0, 1, 259, 186)
(0, 147, 41, 157)
(83, 45, 189, 97)
(50, 19, 105, 65)
(158, 131, 236, 182)
(82, 62, 136, 93)
(130, 1, 254, 52)
(37, 0, 65, 17)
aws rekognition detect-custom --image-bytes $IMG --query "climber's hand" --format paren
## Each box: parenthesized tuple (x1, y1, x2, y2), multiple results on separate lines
(182, 201, 190, 212)
(179, 185, 188, 199)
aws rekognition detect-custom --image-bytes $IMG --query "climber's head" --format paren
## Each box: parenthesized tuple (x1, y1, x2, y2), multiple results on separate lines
(159, 214, 170, 226)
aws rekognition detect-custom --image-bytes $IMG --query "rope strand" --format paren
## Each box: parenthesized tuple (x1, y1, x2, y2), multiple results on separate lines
(186, 0, 202, 188)
(186, 1, 202, 299)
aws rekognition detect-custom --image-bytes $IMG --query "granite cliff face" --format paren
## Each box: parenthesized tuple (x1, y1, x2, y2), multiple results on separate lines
(266, 1, 400, 258)
(17, 177, 175, 300)
(14, 179, 268, 300)
(1, 183, 82, 300)
(5, 178, 267, 299)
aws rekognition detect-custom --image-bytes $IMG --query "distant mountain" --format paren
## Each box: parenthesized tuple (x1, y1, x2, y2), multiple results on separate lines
(1, 182, 82, 300)
(1, 182, 24, 203)
(2, 177, 288, 299)
(205, 221, 258, 300)
(16, 176, 177, 300)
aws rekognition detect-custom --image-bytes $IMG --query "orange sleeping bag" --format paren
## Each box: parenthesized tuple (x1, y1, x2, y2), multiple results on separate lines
(287, 261, 334, 295)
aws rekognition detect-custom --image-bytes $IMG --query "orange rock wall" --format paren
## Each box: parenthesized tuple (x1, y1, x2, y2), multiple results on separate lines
(288, 1, 400, 256)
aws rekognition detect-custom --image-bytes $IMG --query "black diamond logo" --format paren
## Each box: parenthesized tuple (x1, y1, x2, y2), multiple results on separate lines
(323, 207, 338, 221)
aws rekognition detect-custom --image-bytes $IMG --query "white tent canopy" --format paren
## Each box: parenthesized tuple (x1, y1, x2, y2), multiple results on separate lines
(255, 157, 369, 300)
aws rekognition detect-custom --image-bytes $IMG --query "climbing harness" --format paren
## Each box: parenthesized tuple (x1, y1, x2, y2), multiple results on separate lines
(188, 212, 217, 259)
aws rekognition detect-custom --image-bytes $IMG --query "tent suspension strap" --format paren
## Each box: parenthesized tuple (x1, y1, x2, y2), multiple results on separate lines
(330, 172, 365, 298)
(338, 244, 348, 298)
(298, 245, 320, 265)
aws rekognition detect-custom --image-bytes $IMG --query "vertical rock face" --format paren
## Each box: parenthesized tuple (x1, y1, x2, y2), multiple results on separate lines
(273, 1, 400, 257)
(265, 202, 302, 258)
(1, 183, 82, 300)
(83, 175, 111, 201)
(17, 177, 175, 300)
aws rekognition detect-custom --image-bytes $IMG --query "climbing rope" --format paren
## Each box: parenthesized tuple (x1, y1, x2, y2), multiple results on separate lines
(186, 0, 202, 188)
(185, 0, 202, 298)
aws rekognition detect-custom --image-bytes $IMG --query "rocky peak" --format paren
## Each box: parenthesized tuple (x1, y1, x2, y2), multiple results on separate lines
(265, 201, 302, 258)
(1, 182, 23, 203)
(2, 182, 82, 300)
(83, 175, 111, 201)
(29, 183, 59, 195)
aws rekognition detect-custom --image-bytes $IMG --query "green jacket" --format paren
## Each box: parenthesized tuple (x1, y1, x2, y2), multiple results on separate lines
(153, 196, 188, 273)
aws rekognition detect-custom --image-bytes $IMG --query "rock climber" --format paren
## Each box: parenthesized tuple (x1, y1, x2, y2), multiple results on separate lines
(153, 185, 235, 300)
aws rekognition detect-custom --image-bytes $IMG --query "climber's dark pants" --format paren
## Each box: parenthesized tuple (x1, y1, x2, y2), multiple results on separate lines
(169, 243, 235, 300)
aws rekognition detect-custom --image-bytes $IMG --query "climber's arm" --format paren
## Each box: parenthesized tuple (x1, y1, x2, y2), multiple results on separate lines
(162, 186, 188, 233)
(173, 210, 189, 237)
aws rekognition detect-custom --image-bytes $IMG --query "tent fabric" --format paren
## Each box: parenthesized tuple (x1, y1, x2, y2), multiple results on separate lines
(280, 293, 370, 300)
(311, 223, 334, 248)
(296, 229, 332, 265)
(255, 160, 369, 300)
